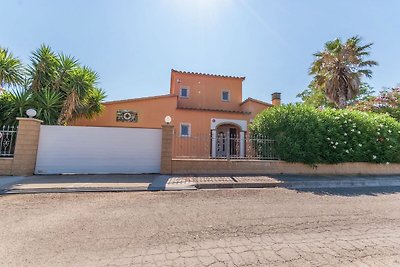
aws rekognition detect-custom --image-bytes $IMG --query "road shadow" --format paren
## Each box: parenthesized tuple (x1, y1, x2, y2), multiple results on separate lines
(287, 186, 400, 197)
(271, 174, 400, 197)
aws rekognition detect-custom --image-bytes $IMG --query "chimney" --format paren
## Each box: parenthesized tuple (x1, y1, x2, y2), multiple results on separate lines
(271, 92, 281, 106)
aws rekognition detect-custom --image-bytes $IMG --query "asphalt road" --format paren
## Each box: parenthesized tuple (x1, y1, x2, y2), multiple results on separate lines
(1, 187, 400, 266)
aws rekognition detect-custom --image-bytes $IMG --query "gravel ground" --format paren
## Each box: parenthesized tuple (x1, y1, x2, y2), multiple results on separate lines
(1, 188, 400, 266)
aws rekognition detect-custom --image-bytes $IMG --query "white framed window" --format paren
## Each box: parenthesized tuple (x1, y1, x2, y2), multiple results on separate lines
(221, 90, 230, 101)
(180, 123, 191, 137)
(180, 87, 189, 98)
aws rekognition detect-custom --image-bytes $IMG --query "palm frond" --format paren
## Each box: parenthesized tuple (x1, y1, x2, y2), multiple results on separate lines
(53, 53, 79, 91)
(28, 44, 59, 91)
(309, 36, 378, 108)
(75, 87, 106, 119)
(32, 89, 62, 124)
(0, 47, 25, 88)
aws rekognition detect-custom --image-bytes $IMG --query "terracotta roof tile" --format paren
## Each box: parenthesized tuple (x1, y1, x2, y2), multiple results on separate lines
(103, 94, 177, 105)
(172, 69, 245, 80)
(240, 97, 273, 107)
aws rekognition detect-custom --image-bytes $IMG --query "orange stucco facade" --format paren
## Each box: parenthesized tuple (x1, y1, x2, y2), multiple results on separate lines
(73, 70, 280, 157)
(73, 69, 280, 157)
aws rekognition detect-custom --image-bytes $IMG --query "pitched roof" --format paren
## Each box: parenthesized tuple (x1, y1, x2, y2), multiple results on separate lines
(172, 69, 245, 80)
(240, 97, 273, 107)
(103, 94, 177, 105)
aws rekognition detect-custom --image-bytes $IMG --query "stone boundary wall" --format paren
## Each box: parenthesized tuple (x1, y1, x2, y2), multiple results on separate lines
(2, 122, 399, 176)
(170, 159, 400, 176)
(0, 118, 42, 176)
(0, 158, 13, 176)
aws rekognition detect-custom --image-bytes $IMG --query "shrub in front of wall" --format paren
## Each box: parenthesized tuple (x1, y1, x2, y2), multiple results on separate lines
(250, 104, 400, 164)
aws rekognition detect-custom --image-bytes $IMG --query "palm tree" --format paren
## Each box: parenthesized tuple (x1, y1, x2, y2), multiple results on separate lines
(27, 44, 59, 92)
(57, 66, 100, 125)
(75, 87, 107, 119)
(0, 91, 13, 125)
(1, 44, 106, 125)
(53, 53, 78, 91)
(32, 89, 62, 125)
(2, 90, 33, 125)
(25, 45, 105, 125)
(0, 47, 24, 89)
(310, 36, 378, 108)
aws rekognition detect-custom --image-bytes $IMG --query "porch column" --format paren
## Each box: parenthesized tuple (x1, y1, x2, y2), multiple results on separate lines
(211, 130, 217, 158)
(239, 131, 245, 158)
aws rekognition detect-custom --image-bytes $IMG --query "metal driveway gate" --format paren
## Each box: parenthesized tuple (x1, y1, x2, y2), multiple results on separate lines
(35, 125, 162, 174)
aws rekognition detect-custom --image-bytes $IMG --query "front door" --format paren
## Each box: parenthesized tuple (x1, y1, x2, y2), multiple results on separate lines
(229, 128, 237, 157)
(215, 126, 239, 158)
(216, 131, 226, 157)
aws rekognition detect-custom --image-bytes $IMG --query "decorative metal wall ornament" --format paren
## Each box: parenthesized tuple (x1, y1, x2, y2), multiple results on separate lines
(116, 110, 138, 122)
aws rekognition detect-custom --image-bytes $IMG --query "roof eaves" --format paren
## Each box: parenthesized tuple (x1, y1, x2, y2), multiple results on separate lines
(172, 69, 245, 80)
(103, 94, 177, 105)
(240, 97, 273, 107)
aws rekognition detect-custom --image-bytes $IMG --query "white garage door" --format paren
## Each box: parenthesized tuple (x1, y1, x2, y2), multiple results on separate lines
(35, 126, 162, 174)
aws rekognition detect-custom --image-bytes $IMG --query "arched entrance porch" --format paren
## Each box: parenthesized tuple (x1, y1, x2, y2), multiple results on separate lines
(210, 118, 247, 158)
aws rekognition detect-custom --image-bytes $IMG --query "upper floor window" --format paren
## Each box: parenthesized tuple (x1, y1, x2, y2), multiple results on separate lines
(180, 87, 189, 98)
(221, 90, 230, 101)
(180, 123, 191, 137)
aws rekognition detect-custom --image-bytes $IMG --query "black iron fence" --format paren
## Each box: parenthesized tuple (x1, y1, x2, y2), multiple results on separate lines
(0, 126, 17, 157)
(173, 133, 279, 160)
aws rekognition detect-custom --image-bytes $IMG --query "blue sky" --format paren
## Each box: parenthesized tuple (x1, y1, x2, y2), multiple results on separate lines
(1, 0, 399, 104)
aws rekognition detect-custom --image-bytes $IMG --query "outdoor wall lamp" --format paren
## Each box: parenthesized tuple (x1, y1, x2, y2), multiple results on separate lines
(26, 108, 37, 118)
(164, 115, 172, 124)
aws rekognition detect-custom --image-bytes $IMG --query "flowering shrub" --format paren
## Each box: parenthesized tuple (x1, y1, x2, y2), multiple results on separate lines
(352, 87, 400, 121)
(250, 104, 400, 164)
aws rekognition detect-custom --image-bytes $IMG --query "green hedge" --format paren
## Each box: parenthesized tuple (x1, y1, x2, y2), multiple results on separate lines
(250, 104, 400, 164)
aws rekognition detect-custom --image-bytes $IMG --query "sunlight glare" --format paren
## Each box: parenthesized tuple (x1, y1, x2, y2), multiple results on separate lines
(166, 0, 231, 14)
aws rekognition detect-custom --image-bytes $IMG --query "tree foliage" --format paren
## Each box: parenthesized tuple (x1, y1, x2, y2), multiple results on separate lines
(352, 87, 400, 121)
(309, 36, 378, 108)
(250, 104, 400, 164)
(297, 82, 374, 108)
(0, 47, 24, 88)
(0, 45, 106, 125)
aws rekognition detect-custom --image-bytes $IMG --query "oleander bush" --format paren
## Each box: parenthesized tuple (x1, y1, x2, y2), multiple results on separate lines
(250, 104, 400, 164)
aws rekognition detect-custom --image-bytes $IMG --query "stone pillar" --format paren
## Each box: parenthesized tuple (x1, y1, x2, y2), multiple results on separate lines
(160, 124, 174, 174)
(11, 118, 43, 176)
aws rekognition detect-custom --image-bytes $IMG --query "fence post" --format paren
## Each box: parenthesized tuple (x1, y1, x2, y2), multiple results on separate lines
(211, 130, 217, 158)
(11, 118, 43, 176)
(239, 131, 245, 158)
(226, 135, 230, 160)
(160, 124, 174, 174)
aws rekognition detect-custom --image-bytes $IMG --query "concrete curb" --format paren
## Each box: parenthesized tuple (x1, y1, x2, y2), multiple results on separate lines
(284, 179, 400, 189)
(0, 187, 150, 194)
(195, 182, 280, 189)
(149, 185, 197, 191)
(2, 175, 400, 195)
